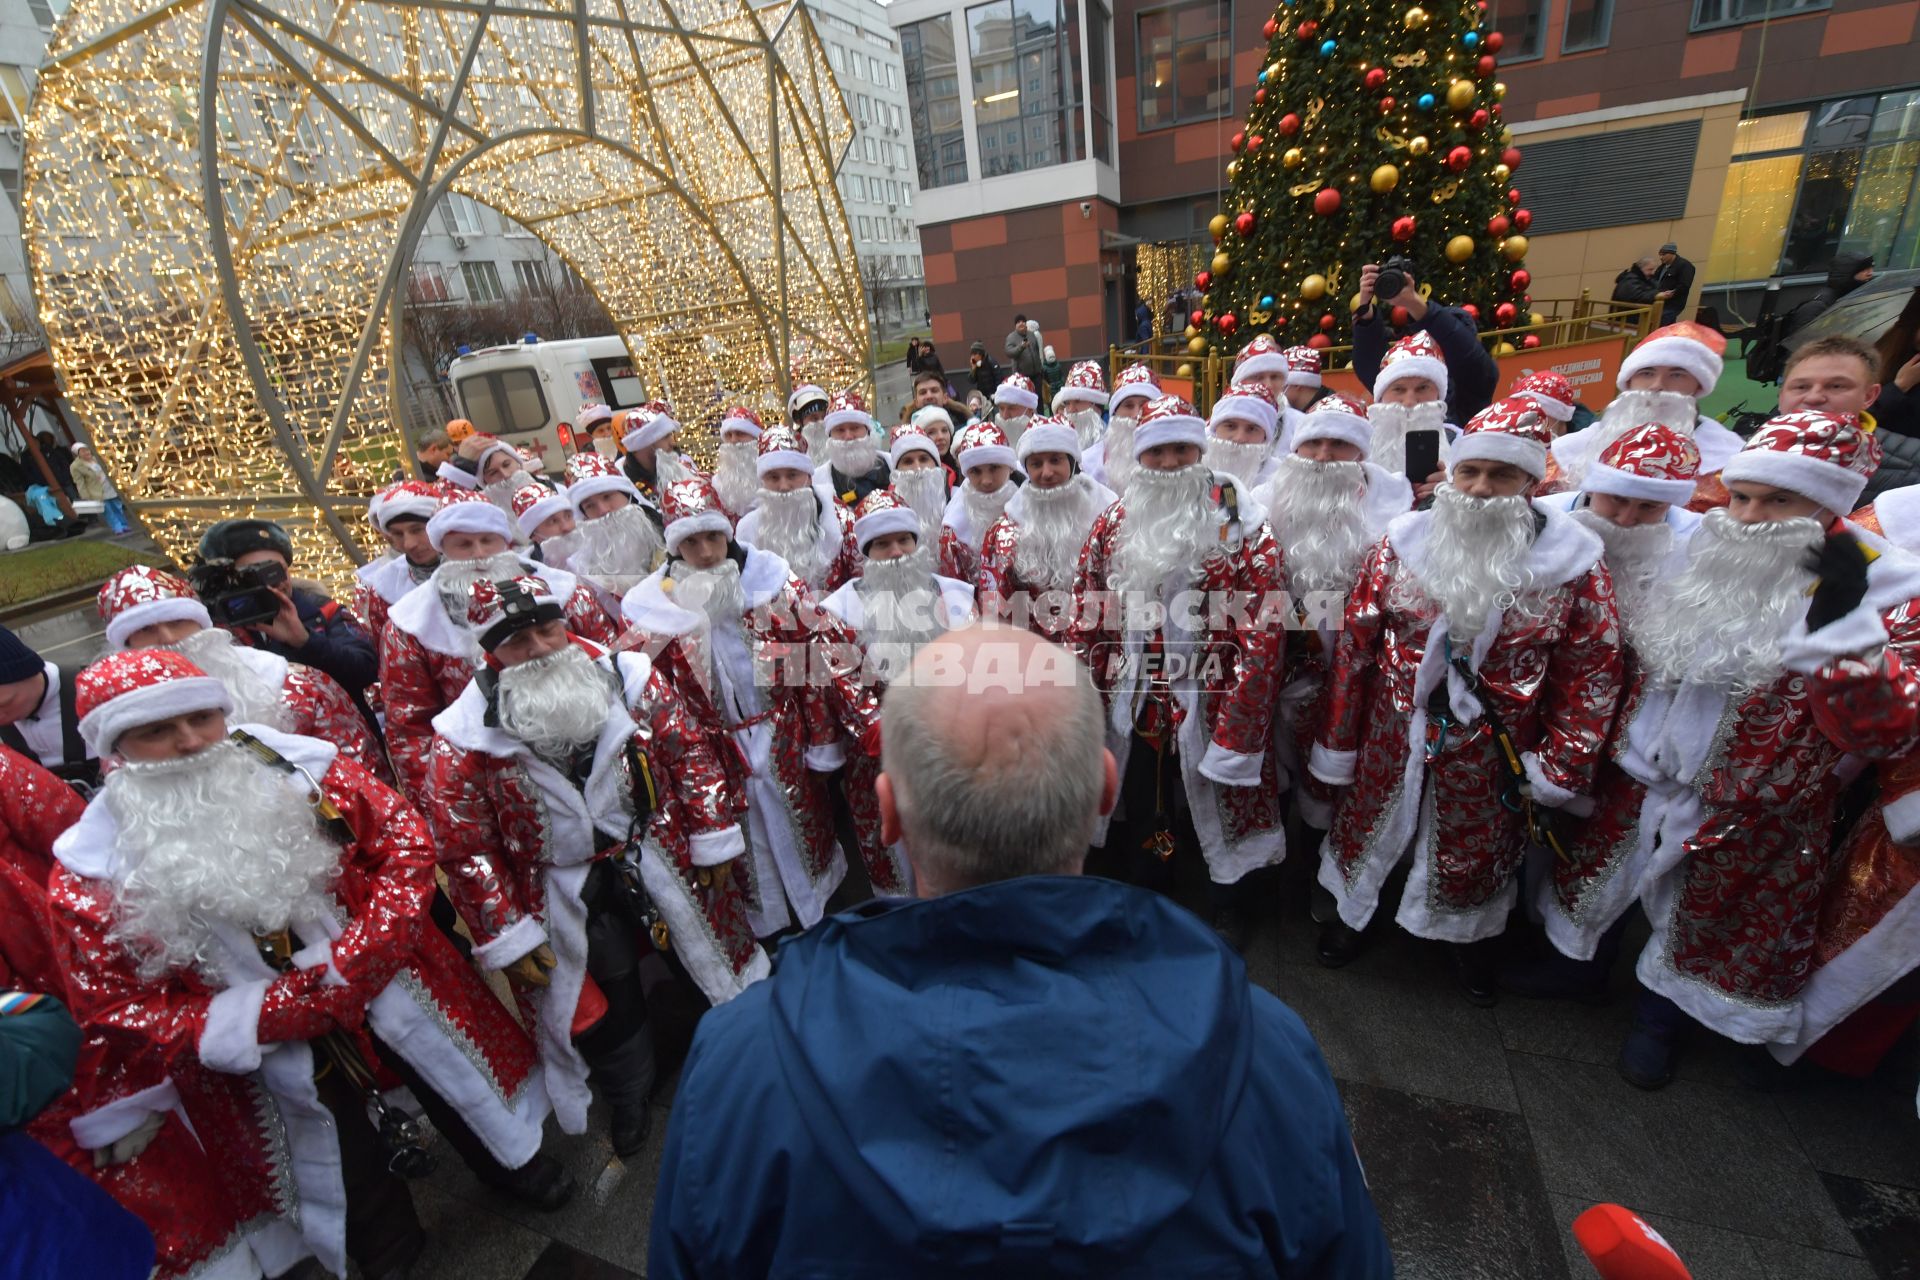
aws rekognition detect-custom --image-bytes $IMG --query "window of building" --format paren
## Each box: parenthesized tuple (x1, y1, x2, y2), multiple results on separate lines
(0, 66, 31, 128)
(967, 0, 1085, 178)
(409, 262, 452, 303)
(1561, 0, 1613, 51)
(441, 192, 485, 236)
(26, 0, 55, 29)
(895, 142, 909, 167)
(901, 13, 971, 189)
(0, 163, 19, 219)
(460, 260, 506, 303)
(886, 64, 898, 90)
(856, 93, 870, 123)
(857, 215, 872, 238)
(1706, 90, 1920, 282)
(1691, 0, 1829, 30)
(1486, 0, 1545, 61)
(871, 56, 884, 82)
(852, 51, 866, 79)
(1088, 1, 1112, 162)
(830, 44, 844, 72)
(512, 259, 549, 293)
(1136, 1, 1230, 132)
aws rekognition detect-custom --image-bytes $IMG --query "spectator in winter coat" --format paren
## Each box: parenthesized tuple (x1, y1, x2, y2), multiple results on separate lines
(650, 624, 1390, 1280)
(1351, 260, 1501, 427)
(1611, 257, 1661, 306)
(1784, 252, 1876, 339)
(966, 343, 1004, 399)
(69, 445, 130, 534)
(1653, 243, 1697, 325)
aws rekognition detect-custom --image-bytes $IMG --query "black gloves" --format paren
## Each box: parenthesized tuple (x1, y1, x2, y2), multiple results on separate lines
(1805, 530, 1872, 632)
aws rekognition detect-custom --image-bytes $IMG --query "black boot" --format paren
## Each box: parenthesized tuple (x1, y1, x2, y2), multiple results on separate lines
(579, 969, 658, 1158)
(1618, 990, 1689, 1090)
(1450, 941, 1499, 1008)
(1317, 919, 1364, 968)
(481, 1152, 578, 1211)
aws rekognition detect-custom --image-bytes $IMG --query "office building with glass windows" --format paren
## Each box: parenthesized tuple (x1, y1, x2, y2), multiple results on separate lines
(894, 0, 1919, 357)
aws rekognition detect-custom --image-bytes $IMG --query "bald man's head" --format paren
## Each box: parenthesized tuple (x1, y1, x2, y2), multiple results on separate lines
(879, 625, 1114, 897)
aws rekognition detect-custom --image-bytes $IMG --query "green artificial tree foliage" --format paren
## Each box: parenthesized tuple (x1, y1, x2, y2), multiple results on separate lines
(1196, 0, 1535, 360)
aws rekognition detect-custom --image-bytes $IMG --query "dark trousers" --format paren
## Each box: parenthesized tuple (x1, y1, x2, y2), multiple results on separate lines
(1088, 732, 1250, 913)
(574, 861, 657, 1108)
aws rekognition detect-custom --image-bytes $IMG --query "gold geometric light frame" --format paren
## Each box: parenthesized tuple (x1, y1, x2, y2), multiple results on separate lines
(24, 0, 870, 589)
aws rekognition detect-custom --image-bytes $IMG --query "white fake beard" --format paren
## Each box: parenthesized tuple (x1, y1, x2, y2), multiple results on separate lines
(893, 467, 951, 544)
(1110, 463, 1218, 605)
(1367, 400, 1448, 475)
(103, 740, 341, 981)
(827, 436, 880, 477)
(1563, 390, 1699, 487)
(1634, 508, 1820, 692)
(960, 481, 1016, 550)
(1012, 474, 1101, 592)
(801, 421, 828, 458)
(1204, 436, 1271, 487)
(1067, 406, 1105, 451)
(1391, 484, 1537, 642)
(1568, 507, 1675, 644)
(655, 450, 698, 486)
(711, 442, 759, 516)
(857, 543, 946, 681)
(1267, 454, 1375, 600)
(996, 413, 1031, 446)
(484, 470, 534, 517)
(155, 628, 292, 732)
(434, 549, 523, 613)
(669, 557, 745, 634)
(539, 528, 585, 570)
(1103, 414, 1139, 494)
(573, 502, 664, 582)
(496, 643, 618, 760)
(754, 487, 830, 586)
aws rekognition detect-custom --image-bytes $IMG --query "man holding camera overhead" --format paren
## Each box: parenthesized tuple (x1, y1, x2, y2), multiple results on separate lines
(1352, 255, 1501, 428)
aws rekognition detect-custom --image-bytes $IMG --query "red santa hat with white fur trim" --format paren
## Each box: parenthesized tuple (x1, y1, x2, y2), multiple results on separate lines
(852, 488, 920, 553)
(822, 391, 872, 434)
(661, 478, 734, 554)
(889, 421, 941, 469)
(1510, 370, 1577, 423)
(1051, 360, 1108, 410)
(1015, 415, 1080, 464)
(427, 485, 514, 550)
(1132, 395, 1208, 459)
(993, 373, 1039, 412)
(621, 403, 680, 453)
(1721, 410, 1880, 517)
(1615, 322, 1725, 397)
(98, 565, 211, 653)
(956, 421, 1017, 472)
(564, 450, 643, 510)
(75, 649, 233, 757)
(1108, 363, 1161, 412)
(1580, 424, 1701, 507)
(756, 426, 815, 476)
(1210, 381, 1281, 443)
(719, 406, 767, 439)
(1290, 392, 1375, 458)
(1232, 334, 1288, 381)
(1451, 396, 1553, 479)
(1374, 331, 1450, 402)
(511, 482, 572, 539)
(1282, 345, 1324, 389)
(371, 479, 443, 532)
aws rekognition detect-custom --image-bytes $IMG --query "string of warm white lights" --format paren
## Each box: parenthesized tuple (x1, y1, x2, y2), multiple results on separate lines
(23, 0, 871, 594)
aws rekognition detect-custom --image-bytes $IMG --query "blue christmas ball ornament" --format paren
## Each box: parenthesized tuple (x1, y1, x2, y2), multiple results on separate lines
(1464, 31, 1480, 47)
(1319, 38, 1337, 56)
(1258, 70, 1268, 85)
(1260, 294, 1275, 310)
(1417, 92, 1436, 110)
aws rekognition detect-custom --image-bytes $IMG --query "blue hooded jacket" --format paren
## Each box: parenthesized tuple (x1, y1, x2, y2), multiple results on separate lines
(649, 876, 1390, 1278)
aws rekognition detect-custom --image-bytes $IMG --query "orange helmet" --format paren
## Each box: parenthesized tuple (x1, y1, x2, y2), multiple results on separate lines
(445, 417, 476, 442)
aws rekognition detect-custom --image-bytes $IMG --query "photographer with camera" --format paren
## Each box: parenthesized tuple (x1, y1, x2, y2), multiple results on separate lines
(194, 518, 380, 727)
(1353, 256, 1501, 428)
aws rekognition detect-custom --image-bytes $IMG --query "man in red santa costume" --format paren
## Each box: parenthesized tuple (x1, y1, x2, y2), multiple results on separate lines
(354, 480, 444, 663)
(566, 448, 667, 595)
(619, 401, 704, 503)
(1204, 379, 1284, 489)
(381, 487, 614, 804)
(711, 405, 766, 519)
(98, 565, 389, 782)
(735, 425, 861, 596)
(1545, 323, 1743, 510)
(1252, 393, 1414, 844)
(1082, 363, 1160, 495)
(815, 391, 892, 511)
(1308, 398, 1623, 997)
(1612, 411, 1920, 1088)
(977, 414, 1116, 635)
(622, 480, 884, 932)
(941, 420, 1022, 584)
(887, 416, 973, 579)
(1509, 369, 1581, 436)
(787, 381, 832, 457)
(1365, 331, 1455, 496)
(49, 650, 574, 1280)
(990, 372, 1039, 448)
(1068, 394, 1285, 948)
(513, 480, 582, 570)
(426, 573, 764, 1156)
(1050, 359, 1110, 452)
(1229, 334, 1321, 451)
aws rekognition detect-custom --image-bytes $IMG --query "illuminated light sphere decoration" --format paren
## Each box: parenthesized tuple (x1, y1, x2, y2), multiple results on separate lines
(23, 0, 869, 591)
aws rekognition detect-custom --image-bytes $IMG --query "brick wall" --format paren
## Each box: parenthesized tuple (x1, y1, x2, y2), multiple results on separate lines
(922, 199, 1120, 365)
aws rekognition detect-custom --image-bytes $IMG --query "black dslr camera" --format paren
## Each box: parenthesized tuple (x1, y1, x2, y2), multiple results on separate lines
(1374, 255, 1418, 304)
(188, 558, 289, 628)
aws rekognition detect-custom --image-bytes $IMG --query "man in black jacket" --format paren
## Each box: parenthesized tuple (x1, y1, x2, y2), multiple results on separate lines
(1653, 243, 1696, 325)
(1611, 256, 1660, 306)
(1783, 252, 1875, 339)
(1351, 260, 1501, 427)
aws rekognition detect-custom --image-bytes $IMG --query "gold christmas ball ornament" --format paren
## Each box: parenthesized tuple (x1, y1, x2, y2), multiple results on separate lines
(1493, 81, 1507, 100)
(1225, 160, 1239, 179)
(1370, 164, 1401, 193)
(1188, 336, 1210, 356)
(1350, 292, 1367, 313)
(1283, 146, 1305, 170)
(1211, 250, 1231, 275)
(1176, 363, 1196, 379)
(1445, 234, 1476, 263)
(1404, 5, 1429, 30)
(1446, 80, 1476, 110)
(1529, 311, 1546, 327)
(1502, 234, 1529, 261)
(1208, 213, 1230, 240)
(1184, 324, 1198, 339)
(1492, 163, 1511, 182)
(1300, 273, 1328, 300)
(1267, 62, 1282, 82)
(1492, 340, 1517, 356)
(1408, 135, 1430, 157)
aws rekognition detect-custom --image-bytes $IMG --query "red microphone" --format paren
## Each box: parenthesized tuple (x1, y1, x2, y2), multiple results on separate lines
(1571, 1204, 1691, 1279)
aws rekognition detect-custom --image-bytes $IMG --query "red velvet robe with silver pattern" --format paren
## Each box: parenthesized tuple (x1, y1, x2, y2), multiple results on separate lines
(618, 550, 883, 931)
(1067, 473, 1288, 883)
(424, 644, 763, 1123)
(976, 478, 1118, 638)
(47, 730, 550, 1280)
(380, 560, 615, 806)
(1625, 526, 1920, 1044)
(226, 644, 391, 784)
(734, 498, 862, 598)
(1309, 502, 1623, 941)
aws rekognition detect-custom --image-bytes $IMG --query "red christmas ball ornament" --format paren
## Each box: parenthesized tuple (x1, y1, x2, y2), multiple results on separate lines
(1511, 208, 1532, 231)
(1521, 334, 1542, 349)
(1195, 270, 1211, 291)
(1313, 186, 1342, 216)
(1254, 87, 1268, 105)
(1306, 332, 1333, 350)
(1379, 95, 1396, 114)
(1446, 145, 1473, 172)
(1476, 54, 1496, 77)
(1296, 19, 1318, 40)
(1461, 303, 1481, 322)
(1469, 108, 1490, 130)
(1488, 214, 1510, 237)
(1390, 306, 1412, 328)
(1217, 312, 1238, 335)
(1263, 15, 1278, 38)
(1231, 130, 1246, 152)
(1486, 30, 1505, 52)
(1234, 210, 1257, 237)
(1319, 312, 1337, 331)
(1507, 187, 1522, 205)
(1494, 302, 1518, 326)
(1522, 293, 1533, 306)
(1391, 215, 1418, 242)
(1502, 146, 1523, 171)
(1490, 103, 1503, 120)
(1247, 134, 1264, 152)
(1364, 67, 1388, 91)
(1190, 310, 1204, 328)
(1509, 268, 1531, 292)
(1278, 112, 1302, 136)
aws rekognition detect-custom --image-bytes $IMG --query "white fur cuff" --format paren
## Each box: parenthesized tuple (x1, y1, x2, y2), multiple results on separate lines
(689, 825, 747, 868)
(289, 939, 350, 988)
(69, 1078, 182, 1149)
(1197, 739, 1264, 788)
(198, 979, 272, 1074)
(1309, 742, 1357, 787)
(470, 914, 549, 972)
(1780, 606, 1889, 675)
(805, 741, 847, 773)
(1882, 788, 1920, 845)
(1522, 751, 1581, 810)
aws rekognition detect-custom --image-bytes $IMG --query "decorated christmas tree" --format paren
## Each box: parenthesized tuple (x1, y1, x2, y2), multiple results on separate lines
(1194, 0, 1534, 362)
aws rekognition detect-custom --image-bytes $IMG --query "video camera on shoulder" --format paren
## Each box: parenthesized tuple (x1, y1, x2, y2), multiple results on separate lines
(189, 558, 288, 629)
(1374, 255, 1418, 304)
